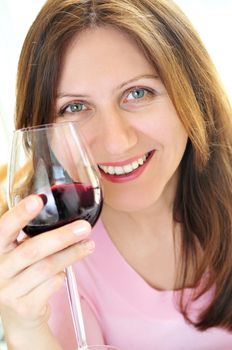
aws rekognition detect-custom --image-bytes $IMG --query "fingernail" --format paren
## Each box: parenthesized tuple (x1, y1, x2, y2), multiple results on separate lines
(39, 194, 47, 205)
(73, 221, 91, 236)
(25, 196, 42, 213)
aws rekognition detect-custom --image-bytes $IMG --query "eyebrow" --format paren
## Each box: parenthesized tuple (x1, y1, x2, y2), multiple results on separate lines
(57, 92, 91, 99)
(118, 74, 159, 90)
(56, 74, 159, 99)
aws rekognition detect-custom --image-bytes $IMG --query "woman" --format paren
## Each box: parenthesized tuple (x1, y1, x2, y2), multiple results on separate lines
(0, 0, 232, 349)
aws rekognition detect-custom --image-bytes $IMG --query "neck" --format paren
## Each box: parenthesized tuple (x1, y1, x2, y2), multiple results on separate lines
(101, 185, 182, 291)
(102, 199, 174, 240)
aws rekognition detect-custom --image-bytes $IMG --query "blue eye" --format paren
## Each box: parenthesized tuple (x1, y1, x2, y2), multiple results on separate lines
(123, 87, 155, 108)
(57, 100, 93, 122)
(127, 88, 146, 100)
(65, 102, 86, 113)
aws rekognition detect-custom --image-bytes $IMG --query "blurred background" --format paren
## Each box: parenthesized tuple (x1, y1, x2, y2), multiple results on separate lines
(0, 0, 231, 167)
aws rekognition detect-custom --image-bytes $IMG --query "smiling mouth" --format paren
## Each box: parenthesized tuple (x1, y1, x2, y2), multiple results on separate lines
(98, 151, 153, 176)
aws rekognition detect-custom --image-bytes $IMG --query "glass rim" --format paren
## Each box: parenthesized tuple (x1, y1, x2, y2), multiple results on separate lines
(13, 120, 81, 133)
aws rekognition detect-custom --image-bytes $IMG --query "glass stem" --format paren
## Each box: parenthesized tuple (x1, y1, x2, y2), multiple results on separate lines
(65, 265, 88, 350)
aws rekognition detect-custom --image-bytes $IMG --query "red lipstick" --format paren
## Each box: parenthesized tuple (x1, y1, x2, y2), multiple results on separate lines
(98, 150, 155, 184)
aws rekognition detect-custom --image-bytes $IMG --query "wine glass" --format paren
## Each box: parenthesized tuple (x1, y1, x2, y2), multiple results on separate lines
(7, 121, 117, 350)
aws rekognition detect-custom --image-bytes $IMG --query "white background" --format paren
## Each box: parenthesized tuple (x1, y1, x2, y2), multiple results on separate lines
(0, 0, 231, 165)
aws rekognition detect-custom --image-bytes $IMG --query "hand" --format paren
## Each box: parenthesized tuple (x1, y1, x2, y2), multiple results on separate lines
(0, 195, 93, 333)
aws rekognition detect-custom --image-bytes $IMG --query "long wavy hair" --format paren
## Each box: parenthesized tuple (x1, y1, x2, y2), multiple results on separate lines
(16, 0, 232, 331)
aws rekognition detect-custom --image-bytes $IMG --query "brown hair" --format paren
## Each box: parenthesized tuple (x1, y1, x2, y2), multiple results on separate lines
(16, 0, 232, 331)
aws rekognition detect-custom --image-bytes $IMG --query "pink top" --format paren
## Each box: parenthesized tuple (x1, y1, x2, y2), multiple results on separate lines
(49, 220, 232, 349)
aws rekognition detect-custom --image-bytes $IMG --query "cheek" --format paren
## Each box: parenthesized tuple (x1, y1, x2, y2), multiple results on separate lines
(154, 120, 188, 180)
(49, 129, 93, 183)
(78, 122, 102, 162)
(146, 105, 188, 156)
(101, 128, 188, 212)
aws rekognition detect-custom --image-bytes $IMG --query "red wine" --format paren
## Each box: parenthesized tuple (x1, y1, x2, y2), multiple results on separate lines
(24, 183, 103, 237)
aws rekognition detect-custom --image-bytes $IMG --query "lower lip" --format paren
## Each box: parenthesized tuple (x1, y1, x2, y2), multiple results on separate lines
(98, 151, 155, 184)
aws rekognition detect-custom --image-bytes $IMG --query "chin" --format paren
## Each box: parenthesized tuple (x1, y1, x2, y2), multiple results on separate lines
(103, 192, 161, 213)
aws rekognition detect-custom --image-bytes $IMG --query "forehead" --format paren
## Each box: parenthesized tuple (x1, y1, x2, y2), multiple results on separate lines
(66, 25, 140, 57)
(58, 26, 156, 85)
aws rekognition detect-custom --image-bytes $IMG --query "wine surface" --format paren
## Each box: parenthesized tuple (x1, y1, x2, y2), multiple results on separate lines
(24, 183, 102, 236)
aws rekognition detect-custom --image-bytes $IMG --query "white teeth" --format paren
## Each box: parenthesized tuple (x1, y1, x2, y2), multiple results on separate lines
(99, 153, 150, 176)
(132, 161, 139, 170)
(115, 166, 124, 175)
(123, 164, 133, 173)
(108, 166, 115, 175)
(100, 165, 108, 173)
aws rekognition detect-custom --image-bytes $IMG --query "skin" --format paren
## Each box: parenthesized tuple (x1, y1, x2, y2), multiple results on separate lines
(0, 26, 188, 349)
(56, 27, 188, 214)
(0, 196, 93, 349)
(56, 26, 188, 289)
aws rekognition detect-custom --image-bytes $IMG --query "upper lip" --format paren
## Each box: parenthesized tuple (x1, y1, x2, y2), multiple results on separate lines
(98, 151, 151, 167)
(98, 151, 152, 167)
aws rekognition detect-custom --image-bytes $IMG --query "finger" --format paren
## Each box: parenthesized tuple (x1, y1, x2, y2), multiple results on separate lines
(1, 220, 92, 279)
(1, 239, 94, 298)
(21, 272, 66, 321)
(0, 272, 65, 324)
(0, 195, 44, 253)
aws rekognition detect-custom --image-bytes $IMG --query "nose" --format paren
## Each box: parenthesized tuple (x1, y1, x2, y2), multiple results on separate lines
(99, 106, 138, 156)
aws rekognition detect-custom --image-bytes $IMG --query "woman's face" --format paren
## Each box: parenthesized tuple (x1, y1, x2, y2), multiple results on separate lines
(56, 26, 188, 212)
